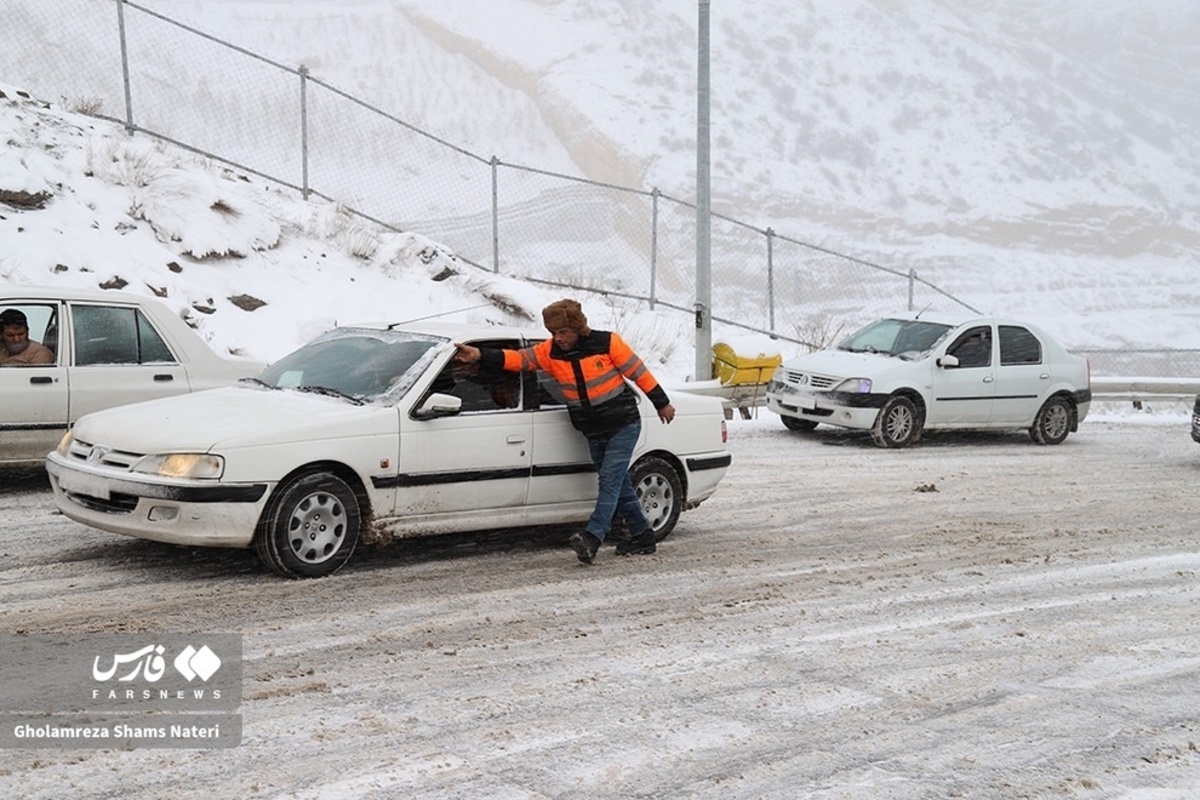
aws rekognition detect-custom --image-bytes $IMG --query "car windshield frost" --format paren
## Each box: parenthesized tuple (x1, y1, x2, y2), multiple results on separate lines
(255, 329, 445, 402)
(837, 318, 954, 360)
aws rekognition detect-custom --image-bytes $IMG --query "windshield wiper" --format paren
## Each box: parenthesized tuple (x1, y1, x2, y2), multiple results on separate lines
(295, 385, 366, 405)
(238, 376, 278, 389)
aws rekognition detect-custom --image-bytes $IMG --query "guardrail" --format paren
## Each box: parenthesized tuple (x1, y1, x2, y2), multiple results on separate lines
(1090, 378, 1200, 407)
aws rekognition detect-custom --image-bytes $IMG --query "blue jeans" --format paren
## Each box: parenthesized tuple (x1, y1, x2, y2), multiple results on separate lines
(584, 419, 649, 541)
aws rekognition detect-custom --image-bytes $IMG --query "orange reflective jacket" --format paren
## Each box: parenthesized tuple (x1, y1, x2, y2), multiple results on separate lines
(481, 330, 670, 438)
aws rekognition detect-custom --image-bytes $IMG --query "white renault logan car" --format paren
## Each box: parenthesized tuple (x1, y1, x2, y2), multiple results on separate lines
(46, 322, 731, 578)
(765, 312, 1091, 447)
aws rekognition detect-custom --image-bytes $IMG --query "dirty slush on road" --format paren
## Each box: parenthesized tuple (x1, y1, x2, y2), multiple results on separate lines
(1, 416, 1199, 799)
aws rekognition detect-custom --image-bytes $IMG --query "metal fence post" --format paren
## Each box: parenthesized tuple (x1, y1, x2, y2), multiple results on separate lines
(767, 227, 776, 335)
(650, 188, 660, 310)
(115, 0, 134, 133)
(299, 65, 310, 200)
(908, 268, 915, 311)
(491, 156, 500, 274)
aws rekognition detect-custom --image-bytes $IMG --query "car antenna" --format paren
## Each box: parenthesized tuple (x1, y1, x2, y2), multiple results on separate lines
(388, 303, 495, 329)
(914, 302, 933, 320)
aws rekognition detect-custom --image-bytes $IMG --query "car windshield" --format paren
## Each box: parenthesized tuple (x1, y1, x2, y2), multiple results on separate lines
(255, 329, 444, 403)
(837, 318, 954, 360)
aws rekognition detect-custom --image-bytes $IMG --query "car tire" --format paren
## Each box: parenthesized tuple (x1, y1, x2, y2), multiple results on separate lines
(781, 415, 818, 432)
(630, 455, 683, 543)
(255, 472, 361, 578)
(1030, 395, 1072, 445)
(871, 395, 921, 448)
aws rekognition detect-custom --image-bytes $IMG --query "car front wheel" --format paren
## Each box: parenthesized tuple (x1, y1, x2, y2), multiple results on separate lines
(871, 395, 921, 448)
(630, 456, 684, 542)
(1030, 396, 1072, 445)
(255, 472, 361, 578)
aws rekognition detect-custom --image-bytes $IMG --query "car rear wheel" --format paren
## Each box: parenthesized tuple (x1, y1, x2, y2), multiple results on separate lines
(630, 456, 683, 543)
(1030, 396, 1072, 445)
(781, 415, 818, 432)
(255, 472, 360, 578)
(871, 395, 921, 448)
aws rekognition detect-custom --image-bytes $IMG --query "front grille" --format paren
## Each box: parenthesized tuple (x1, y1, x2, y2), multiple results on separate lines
(781, 369, 837, 390)
(64, 438, 144, 471)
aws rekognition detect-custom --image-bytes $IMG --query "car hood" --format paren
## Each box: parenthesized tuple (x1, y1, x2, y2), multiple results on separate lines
(70, 386, 383, 453)
(781, 348, 922, 376)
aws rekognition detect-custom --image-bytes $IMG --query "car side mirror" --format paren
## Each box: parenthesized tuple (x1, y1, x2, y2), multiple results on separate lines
(937, 354, 960, 368)
(413, 392, 462, 420)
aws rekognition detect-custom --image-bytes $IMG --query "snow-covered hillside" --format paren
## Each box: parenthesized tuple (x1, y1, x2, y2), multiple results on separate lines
(0, 81, 705, 375)
(101, 0, 1200, 250)
(2, 0, 1199, 366)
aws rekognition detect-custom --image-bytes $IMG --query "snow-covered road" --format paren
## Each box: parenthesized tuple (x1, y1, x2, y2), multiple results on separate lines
(2, 411, 1198, 799)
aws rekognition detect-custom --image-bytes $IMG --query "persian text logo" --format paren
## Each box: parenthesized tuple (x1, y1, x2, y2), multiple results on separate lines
(92, 644, 222, 684)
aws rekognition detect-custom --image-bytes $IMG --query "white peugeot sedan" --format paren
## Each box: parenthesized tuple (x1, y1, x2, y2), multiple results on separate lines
(1, 285, 264, 465)
(46, 322, 731, 578)
(765, 312, 1091, 447)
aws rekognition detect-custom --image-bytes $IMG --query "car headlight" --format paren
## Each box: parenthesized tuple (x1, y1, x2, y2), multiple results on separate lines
(132, 453, 225, 479)
(56, 430, 75, 455)
(833, 378, 873, 393)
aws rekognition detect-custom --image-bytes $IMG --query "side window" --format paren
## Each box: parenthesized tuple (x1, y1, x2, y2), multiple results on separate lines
(424, 339, 522, 413)
(73, 305, 177, 366)
(138, 310, 175, 363)
(0, 302, 59, 365)
(947, 326, 992, 368)
(999, 326, 1042, 365)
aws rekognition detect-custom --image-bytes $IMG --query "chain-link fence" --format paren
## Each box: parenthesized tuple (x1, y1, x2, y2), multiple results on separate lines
(1074, 350, 1200, 379)
(2, 0, 985, 348)
(4, 1, 1189, 380)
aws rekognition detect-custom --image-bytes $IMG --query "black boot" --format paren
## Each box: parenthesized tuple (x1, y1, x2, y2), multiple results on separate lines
(569, 531, 601, 565)
(615, 529, 656, 556)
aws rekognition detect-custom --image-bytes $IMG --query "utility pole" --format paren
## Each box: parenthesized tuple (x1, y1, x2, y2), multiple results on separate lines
(694, 0, 713, 382)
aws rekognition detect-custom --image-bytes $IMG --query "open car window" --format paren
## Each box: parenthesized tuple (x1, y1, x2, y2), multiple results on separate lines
(422, 338, 523, 413)
(0, 302, 59, 365)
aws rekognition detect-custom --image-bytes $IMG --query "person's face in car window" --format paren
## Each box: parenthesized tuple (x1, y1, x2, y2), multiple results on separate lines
(2, 324, 31, 356)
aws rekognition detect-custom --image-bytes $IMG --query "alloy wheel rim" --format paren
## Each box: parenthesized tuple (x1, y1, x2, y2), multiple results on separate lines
(636, 474, 673, 531)
(287, 491, 346, 564)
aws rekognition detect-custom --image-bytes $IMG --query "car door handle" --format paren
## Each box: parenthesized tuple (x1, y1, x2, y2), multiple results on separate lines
(982, 376, 994, 383)
(153, 374, 175, 382)
(30, 376, 54, 384)
(506, 434, 527, 444)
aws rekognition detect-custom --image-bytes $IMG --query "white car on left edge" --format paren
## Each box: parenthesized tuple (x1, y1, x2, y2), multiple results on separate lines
(46, 322, 731, 578)
(1, 285, 264, 465)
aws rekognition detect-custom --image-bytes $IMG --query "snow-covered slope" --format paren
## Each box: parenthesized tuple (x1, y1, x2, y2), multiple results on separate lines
(2, 0, 1199, 366)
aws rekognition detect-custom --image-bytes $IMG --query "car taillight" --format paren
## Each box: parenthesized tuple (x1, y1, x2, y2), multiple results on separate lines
(721, 420, 728, 444)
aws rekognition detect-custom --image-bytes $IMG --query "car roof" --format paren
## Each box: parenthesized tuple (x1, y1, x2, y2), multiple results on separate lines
(0, 283, 168, 305)
(882, 310, 1048, 330)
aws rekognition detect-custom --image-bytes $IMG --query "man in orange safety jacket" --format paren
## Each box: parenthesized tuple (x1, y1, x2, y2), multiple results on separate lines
(454, 299, 675, 565)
